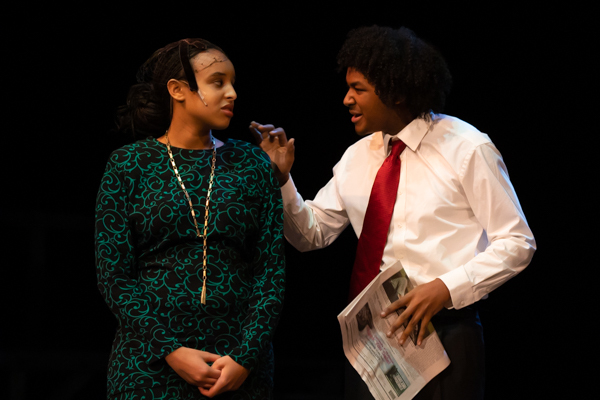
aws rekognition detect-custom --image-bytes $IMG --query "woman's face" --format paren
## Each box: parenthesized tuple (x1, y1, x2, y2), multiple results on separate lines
(186, 49, 237, 131)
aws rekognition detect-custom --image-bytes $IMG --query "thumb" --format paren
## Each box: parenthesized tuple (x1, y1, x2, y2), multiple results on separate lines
(200, 351, 221, 363)
(286, 138, 295, 154)
(210, 357, 226, 370)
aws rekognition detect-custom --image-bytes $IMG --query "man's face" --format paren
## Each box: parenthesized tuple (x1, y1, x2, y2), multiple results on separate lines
(343, 68, 404, 136)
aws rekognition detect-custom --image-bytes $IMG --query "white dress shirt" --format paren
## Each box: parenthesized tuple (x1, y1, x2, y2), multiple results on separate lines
(281, 114, 535, 309)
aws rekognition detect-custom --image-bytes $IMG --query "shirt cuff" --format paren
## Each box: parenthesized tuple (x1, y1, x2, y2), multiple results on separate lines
(437, 267, 476, 310)
(281, 175, 298, 198)
(280, 175, 299, 205)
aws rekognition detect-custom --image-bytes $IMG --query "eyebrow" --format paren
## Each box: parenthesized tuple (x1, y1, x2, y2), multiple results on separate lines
(210, 71, 236, 79)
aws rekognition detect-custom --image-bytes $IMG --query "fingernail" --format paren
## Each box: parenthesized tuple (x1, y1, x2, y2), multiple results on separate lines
(386, 331, 391, 337)
(380, 311, 386, 317)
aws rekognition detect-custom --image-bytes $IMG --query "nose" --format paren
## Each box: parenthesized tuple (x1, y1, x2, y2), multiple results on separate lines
(343, 89, 354, 107)
(226, 84, 237, 100)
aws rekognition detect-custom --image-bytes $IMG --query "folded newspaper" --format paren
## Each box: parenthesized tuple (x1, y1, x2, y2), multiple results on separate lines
(338, 261, 450, 400)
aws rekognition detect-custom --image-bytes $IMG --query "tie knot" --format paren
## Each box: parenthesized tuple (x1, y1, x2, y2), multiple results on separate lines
(390, 139, 406, 158)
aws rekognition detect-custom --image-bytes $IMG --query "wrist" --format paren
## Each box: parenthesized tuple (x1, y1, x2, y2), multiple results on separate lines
(277, 172, 290, 186)
(165, 346, 185, 363)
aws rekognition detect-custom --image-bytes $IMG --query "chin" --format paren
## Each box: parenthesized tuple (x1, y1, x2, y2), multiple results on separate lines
(353, 122, 374, 137)
(213, 121, 232, 130)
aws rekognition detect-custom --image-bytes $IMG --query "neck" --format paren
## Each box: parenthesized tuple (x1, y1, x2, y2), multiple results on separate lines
(382, 120, 411, 136)
(160, 118, 214, 150)
(382, 104, 415, 135)
(167, 129, 214, 150)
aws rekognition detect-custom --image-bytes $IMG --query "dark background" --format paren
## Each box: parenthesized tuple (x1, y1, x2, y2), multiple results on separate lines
(2, 3, 592, 399)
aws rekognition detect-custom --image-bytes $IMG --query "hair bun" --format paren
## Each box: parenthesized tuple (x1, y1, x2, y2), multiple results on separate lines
(116, 82, 169, 138)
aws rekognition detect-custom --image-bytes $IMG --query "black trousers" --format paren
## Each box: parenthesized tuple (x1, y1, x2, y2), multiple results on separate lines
(345, 307, 485, 400)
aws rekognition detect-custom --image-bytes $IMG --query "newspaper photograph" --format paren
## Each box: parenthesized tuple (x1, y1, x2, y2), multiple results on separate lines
(338, 261, 450, 400)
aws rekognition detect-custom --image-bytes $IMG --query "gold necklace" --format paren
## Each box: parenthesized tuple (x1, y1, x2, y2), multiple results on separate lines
(165, 131, 216, 305)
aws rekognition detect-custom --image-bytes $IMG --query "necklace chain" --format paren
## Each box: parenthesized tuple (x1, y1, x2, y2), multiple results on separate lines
(165, 131, 216, 304)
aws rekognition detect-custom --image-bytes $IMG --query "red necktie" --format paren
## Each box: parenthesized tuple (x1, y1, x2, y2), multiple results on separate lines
(348, 139, 406, 301)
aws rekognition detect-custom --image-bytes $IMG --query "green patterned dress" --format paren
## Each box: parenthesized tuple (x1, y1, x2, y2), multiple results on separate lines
(94, 137, 285, 399)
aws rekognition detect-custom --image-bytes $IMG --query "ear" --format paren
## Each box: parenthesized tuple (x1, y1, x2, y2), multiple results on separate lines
(167, 79, 187, 102)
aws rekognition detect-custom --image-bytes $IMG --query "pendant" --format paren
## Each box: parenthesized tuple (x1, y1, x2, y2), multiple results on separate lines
(201, 281, 207, 305)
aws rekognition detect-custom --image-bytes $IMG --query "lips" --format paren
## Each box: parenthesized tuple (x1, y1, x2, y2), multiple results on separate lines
(221, 103, 234, 117)
(350, 110, 362, 123)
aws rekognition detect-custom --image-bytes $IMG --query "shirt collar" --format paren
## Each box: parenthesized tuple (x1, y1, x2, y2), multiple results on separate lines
(371, 114, 436, 155)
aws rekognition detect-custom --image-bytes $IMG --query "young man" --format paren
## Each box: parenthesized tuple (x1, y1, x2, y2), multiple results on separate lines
(251, 26, 535, 400)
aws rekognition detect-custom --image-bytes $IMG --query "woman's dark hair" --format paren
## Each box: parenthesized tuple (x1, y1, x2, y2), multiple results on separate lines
(337, 26, 452, 120)
(116, 38, 226, 138)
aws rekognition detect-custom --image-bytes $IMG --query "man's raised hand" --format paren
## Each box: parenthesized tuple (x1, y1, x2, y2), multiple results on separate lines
(250, 121, 295, 186)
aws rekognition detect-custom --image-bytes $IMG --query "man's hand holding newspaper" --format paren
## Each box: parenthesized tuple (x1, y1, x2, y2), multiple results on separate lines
(381, 278, 450, 346)
(338, 261, 450, 400)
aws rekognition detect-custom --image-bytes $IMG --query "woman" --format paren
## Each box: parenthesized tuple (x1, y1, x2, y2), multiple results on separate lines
(95, 38, 285, 399)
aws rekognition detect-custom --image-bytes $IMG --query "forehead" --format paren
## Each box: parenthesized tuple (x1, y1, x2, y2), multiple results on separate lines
(346, 68, 371, 87)
(192, 49, 233, 74)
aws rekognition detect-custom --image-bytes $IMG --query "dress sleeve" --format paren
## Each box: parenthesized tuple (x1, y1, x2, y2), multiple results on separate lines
(95, 152, 182, 364)
(438, 142, 536, 309)
(227, 158, 286, 370)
